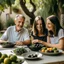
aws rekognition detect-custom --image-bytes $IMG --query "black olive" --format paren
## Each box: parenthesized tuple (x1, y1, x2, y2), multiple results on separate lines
(28, 55, 31, 57)
(33, 54, 37, 57)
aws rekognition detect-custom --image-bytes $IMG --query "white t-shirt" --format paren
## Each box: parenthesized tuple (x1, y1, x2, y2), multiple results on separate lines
(50, 29, 64, 44)
(0, 26, 30, 43)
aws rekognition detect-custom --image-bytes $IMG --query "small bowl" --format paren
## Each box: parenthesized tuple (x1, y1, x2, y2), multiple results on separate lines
(2, 42, 15, 48)
(28, 43, 44, 51)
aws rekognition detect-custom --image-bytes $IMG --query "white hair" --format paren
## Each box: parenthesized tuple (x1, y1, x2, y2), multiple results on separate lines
(15, 14, 25, 21)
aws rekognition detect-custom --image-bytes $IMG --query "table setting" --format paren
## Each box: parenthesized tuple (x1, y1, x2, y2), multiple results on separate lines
(0, 43, 64, 64)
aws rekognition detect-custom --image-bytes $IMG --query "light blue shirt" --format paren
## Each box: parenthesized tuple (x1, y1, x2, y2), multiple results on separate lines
(50, 29, 64, 44)
(0, 26, 30, 43)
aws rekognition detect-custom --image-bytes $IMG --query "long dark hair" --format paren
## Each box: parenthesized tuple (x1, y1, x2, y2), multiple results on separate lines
(33, 16, 47, 36)
(47, 15, 62, 36)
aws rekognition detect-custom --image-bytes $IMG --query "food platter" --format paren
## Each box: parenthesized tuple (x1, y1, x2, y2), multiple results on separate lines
(22, 52, 42, 60)
(40, 51, 61, 56)
(40, 47, 62, 56)
(13, 47, 27, 55)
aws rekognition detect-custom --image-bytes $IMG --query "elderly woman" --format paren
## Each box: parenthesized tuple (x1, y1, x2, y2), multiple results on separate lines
(0, 14, 30, 45)
(32, 15, 64, 50)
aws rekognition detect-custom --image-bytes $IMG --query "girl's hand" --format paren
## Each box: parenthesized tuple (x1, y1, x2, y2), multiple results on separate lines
(32, 39, 43, 44)
(32, 39, 39, 44)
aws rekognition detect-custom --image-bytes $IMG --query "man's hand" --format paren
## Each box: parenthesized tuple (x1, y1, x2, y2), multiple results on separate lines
(0, 40, 8, 44)
(16, 41, 23, 46)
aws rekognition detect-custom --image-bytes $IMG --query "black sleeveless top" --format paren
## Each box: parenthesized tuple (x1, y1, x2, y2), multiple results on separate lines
(31, 32, 47, 42)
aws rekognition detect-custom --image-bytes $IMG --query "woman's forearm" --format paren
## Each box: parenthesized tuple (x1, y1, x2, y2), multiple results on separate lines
(40, 40, 64, 50)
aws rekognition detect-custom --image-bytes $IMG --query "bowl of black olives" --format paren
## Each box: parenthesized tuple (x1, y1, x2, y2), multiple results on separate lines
(28, 54, 37, 58)
(28, 43, 43, 51)
(22, 52, 42, 60)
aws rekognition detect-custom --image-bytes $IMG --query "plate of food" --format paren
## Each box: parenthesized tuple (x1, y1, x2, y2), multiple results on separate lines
(1, 42, 15, 48)
(22, 52, 42, 60)
(40, 47, 62, 56)
(13, 47, 27, 55)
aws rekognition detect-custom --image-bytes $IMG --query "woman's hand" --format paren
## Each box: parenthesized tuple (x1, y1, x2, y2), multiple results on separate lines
(32, 39, 41, 44)
(32, 39, 45, 44)
(32, 39, 38, 44)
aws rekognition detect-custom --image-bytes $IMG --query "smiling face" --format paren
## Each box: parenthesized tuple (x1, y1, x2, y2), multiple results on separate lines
(15, 16, 25, 31)
(36, 20, 43, 32)
(33, 16, 46, 35)
(46, 19, 54, 31)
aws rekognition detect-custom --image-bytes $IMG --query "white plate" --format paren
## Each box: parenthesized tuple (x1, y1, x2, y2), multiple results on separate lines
(40, 49, 62, 56)
(22, 52, 42, 60)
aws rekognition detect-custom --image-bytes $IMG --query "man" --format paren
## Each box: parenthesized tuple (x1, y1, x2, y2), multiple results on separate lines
(0, 14, 30, 45)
